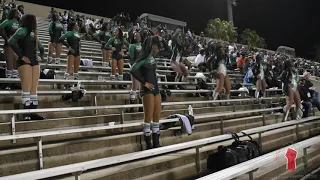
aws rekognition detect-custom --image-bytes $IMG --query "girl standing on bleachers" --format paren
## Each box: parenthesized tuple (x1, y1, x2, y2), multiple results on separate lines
(252, 54, 267, 99)
(0, 8, 20, 79)
(130, 36, 165, 149)
(170, 28, 189, 88)
(128, 31, 142, 112)
(8, 14, 44, 121)
(105, 27, 129, 89)
(208, 44, 231, 105)
(59, 21, 81, 81)
(48, 12, 65, 64)
(279, 59, 303, 121)
(93, 23, 111, 67)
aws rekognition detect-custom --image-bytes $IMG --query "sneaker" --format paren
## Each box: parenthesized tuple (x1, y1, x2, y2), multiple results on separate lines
(55, 58, 60, 64)
(47, 57, 53, 64)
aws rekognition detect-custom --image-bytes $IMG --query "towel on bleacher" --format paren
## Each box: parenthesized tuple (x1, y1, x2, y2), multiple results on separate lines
(80, 59, 93, 67)
(166, 114, 195, 135)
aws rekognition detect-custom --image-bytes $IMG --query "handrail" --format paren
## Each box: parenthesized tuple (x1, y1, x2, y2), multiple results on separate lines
(0, 106, 282, 141)
(1, 116, 319, 180)
(0, 97, 281, 115)
(197, 134, 320, 180)
(0, 78, 252, 86)
(0, 89, 281, 96)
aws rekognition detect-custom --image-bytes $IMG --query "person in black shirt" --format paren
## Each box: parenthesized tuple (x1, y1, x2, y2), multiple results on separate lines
(130, 36, 166, 149)
(298, 80, 312, 118)
(8, 14, 44, 121)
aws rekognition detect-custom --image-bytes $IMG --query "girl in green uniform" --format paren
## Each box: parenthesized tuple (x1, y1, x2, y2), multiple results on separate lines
(130, 36, 165, 149)
(128, 31, 142, 111)
(252, 55, 267, 99)
(93, 23, 111, 67)
(59, 22, 81, 80)
(105, 27, 129, 88)
(279, 60, 302, 121)
(8, 14, 45, 121)
(48, 12, 65, 64)
(0, 8, 20, 79)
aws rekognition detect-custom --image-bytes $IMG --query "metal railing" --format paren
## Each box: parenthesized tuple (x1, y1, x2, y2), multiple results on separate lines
(197, 135, 320, 180)
(1, 116, 318, 180)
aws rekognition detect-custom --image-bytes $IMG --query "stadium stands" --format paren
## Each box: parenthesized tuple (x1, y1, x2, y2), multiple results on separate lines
(0, 9, 319, 180)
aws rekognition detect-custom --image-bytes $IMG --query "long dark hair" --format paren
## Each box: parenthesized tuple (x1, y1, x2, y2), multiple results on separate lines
(136, 36, 160, 63)
(67, 21, 77, 31)
(101, 23, 108, 31)
(131, 31, 141, 44)
(8, 8, 18, 20)
(20, 14, 38, 48)
(51, 12, 58, 32)
(115, 27, 123, 42)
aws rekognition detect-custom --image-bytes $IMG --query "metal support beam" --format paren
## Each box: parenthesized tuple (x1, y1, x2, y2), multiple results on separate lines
(295, 124, 299, 140)
(248, 171, 254, 180)
(36, 137, 44, 170)
(258, 132, 262, 149)
(72, 171, 83, 180)
(94, 95, 98, 115)
(220, 119, 224, 135)
(195, 147, 201, 173)
(262, 113, 266, 126)
(120, 110, 125, 125)
(303, 146, 311, 169)
(11, 114, 16, 144)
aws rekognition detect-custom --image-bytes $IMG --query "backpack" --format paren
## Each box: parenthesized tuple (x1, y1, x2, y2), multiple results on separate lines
(207, 132, 260, 171)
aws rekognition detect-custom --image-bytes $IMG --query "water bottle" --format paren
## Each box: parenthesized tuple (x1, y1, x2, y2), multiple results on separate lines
(188, 105, 194, 116)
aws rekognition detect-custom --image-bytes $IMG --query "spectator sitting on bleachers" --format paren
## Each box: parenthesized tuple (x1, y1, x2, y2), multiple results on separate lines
(298, 79, 313, 118)
(302, 72, 320, 110)
(194, 48, 206, 72)
(8, 14, 44, 121)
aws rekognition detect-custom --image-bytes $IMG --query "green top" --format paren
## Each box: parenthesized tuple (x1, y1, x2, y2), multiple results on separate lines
(93, 30, 112, 44)
(129, 42, 142, 62)
(0, 19, 20, 39)
(104, 36, 129, 53)
(49, 20, 65, 43)
(8, 27, 44, 60)
(130, 54, 157, 86)
(59, 30, 81, 51)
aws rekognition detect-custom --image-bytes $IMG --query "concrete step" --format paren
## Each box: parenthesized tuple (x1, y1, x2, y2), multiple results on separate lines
(0, 114, 285, 176)
(53, 123, 320, 180)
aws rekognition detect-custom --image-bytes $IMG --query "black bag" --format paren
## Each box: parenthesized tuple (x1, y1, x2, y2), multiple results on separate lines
(40, 69, 55, 79)
(233, 132, 261, 159)
(207, 132, 260, 171)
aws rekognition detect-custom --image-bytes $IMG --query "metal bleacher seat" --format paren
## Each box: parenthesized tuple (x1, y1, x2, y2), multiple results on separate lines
(1, 116, 319, 180)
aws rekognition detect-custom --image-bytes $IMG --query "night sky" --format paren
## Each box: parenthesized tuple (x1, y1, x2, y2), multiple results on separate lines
(21, 0, 319, 59)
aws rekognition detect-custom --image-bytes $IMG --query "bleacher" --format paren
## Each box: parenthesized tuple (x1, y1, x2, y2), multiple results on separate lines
(0, 14, 319, 180)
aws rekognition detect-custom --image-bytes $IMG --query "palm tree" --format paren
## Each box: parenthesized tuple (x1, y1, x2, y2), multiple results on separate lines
(205, 18, 236, 42)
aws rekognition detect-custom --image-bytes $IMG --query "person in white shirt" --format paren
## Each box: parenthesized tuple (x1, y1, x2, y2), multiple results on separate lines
(194, 49, 205, 66)
(195, 49, 206, 72)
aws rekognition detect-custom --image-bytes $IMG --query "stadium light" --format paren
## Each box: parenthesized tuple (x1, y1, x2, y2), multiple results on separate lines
(227, 0, 237, 25)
